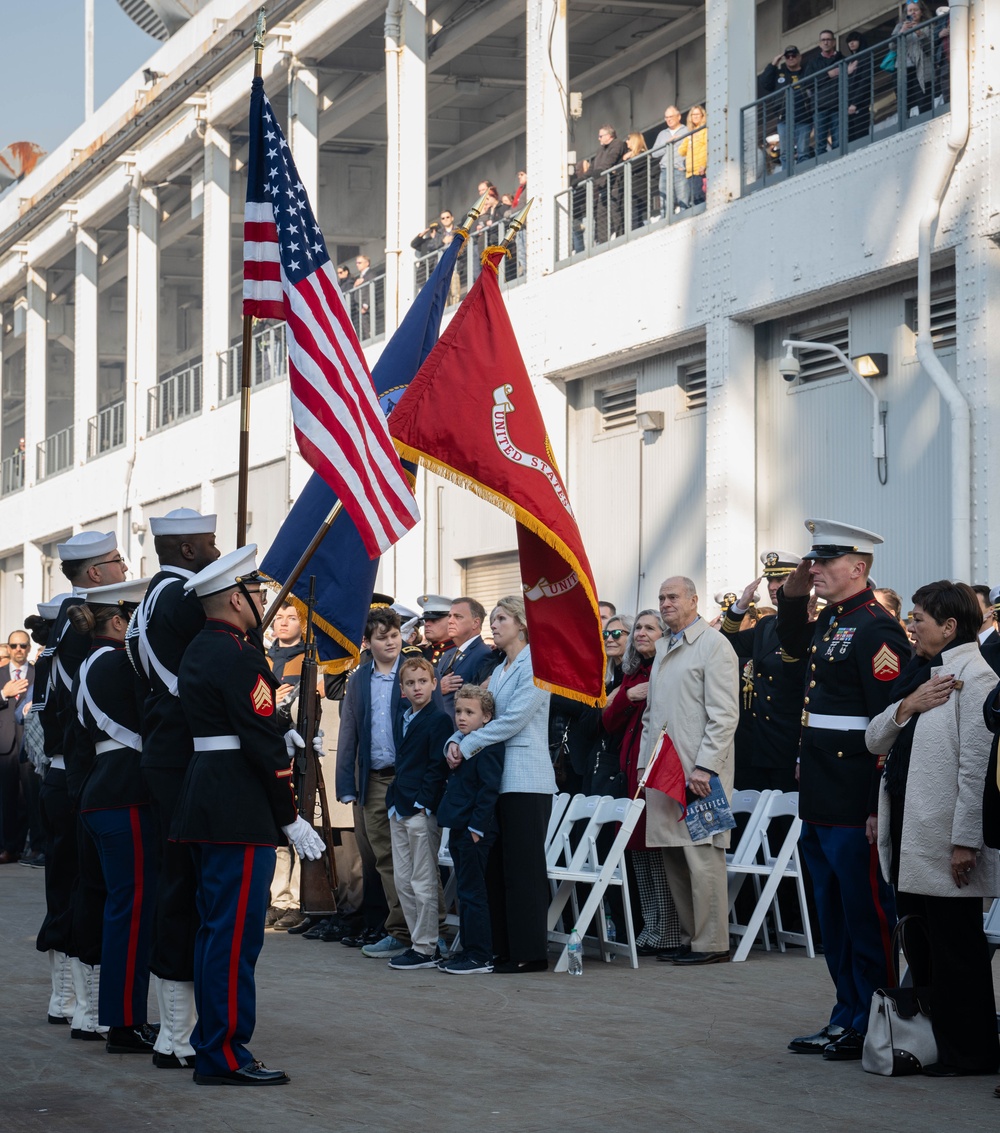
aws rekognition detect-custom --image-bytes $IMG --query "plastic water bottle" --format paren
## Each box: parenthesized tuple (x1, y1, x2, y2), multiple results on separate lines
(605, 914, 617, 960)
(567, 929, 583, 976)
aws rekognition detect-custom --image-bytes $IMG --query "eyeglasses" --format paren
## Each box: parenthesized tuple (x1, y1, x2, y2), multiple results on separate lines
(93, 555, 127, 569)
(602, 629, 626, 640)
(247, 589, 268, 607)
(8, 643, 28, 650)
(785, 51, 800, 57)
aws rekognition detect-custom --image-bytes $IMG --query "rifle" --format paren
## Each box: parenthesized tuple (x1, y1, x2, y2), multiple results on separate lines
(294, 576, 339, 915)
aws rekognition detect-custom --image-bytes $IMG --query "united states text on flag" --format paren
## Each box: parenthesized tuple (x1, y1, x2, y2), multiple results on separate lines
(242, 76, 419, 557)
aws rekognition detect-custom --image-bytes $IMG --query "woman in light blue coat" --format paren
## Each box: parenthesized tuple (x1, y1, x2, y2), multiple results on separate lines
(447, 595, 553, 972)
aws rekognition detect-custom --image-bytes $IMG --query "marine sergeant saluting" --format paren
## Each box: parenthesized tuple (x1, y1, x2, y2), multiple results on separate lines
(172, 545, 324, 1086)
(778, 520, 909, 1062)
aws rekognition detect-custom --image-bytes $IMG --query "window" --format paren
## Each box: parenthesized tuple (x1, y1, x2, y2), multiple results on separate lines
(598, 380, 637, 432)
(906, 290, 957, 349)
(679, 361, 707, 411)
(788, 320, 850, 382)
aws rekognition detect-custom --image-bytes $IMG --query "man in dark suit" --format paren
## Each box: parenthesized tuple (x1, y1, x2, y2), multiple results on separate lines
(435, 597, 492, 723)
(0, 631, 32, 862)
(975, 585, 1000, 677)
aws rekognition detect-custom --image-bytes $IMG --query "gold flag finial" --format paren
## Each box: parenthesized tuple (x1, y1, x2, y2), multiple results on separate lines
(500, 197, 533, 250)
(253, 6, 267, 70)
(455, 192, 491, 238)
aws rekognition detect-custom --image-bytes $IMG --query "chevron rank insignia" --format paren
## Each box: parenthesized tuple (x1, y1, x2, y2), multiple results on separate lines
(872, 644, 901, 682)
(251, 674, 274, 715)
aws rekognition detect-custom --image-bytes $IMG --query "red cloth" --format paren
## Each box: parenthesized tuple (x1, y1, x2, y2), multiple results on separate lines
(511, 181, 526, 207)
(389, 250, 605, 705)
(644, 728, 687, 816)
(603, 661, 652, 850)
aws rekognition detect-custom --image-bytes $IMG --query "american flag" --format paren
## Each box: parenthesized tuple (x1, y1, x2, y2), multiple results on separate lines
(242, 76, 419, 558)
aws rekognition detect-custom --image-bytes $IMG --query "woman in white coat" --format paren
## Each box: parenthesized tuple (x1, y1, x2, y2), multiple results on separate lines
(447, 595, 553, 973)
(866, 580, 999, 1077)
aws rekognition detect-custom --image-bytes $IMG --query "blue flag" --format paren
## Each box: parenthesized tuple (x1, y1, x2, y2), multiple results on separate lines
(260, 235, 463, 671)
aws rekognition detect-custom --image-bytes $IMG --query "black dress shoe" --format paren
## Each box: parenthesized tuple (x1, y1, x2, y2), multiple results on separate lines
(822, 1028, 865, 1061)
(106, 1023, 159, 1053)
(48, 1014, 69, 1025)
(193, 1059, 290, 1086)
(493, 958, 548, 974)
(300, 918, 331, 940)
(655, 945, 691, 962)
(289, 915, 323, 936)
(152, 1050, 195, 1069)
(71, 1028, 106, 1042)
(788, 1024, 845, 1054)
(341, 927, 382, 948)
(672, 950, 730, 965)
(320, 921, 350, 942)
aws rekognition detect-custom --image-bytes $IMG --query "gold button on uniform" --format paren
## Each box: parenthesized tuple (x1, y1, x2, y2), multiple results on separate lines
(809, 680, 816, 688)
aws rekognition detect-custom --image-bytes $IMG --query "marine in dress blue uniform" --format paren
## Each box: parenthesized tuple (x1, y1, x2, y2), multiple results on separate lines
(776, 520, 909, 1061)
(125, 507, 220, 1069)
(173, 546, 323, 1086)
(71, 577, 159, 1054)
(721, 552, 807, 792)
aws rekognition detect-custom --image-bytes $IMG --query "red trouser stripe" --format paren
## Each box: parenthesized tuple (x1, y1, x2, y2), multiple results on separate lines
(868, 840, 895, 988)
(222, 846, 255, 1071)
(123, 806, 144, 1026)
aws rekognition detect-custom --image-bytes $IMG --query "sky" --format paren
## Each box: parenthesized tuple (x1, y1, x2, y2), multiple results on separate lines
(1, 0, 158, 156)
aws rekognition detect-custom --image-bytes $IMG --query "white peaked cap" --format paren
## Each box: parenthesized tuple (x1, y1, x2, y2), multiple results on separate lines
(83, 578, 153, 607)
(57, 530, 117, 561)
(185, 545, 259, 599)
(37, 593, 73, 619)
(148, 508, 217, 536)
(802, 519, 883, 560)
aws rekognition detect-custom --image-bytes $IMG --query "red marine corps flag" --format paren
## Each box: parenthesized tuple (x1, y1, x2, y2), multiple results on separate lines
(389, 249, 605, 705)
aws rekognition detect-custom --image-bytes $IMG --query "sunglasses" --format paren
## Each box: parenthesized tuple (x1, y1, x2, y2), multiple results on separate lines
(8, 643, 28, 650)
(602, 629, 626, 640)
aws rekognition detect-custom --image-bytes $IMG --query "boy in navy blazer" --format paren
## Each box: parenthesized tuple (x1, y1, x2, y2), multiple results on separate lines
(437, 684, 504, 974)
(384, 657, 452, 970)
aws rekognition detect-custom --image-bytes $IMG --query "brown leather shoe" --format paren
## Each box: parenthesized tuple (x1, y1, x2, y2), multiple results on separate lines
(0, 850, 17, 864)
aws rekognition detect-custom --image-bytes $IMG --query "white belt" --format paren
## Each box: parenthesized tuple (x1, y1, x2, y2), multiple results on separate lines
(95, 739, 130, 755)
(802, 712, 870, 731)
(193, 735, 240, 751)
(50, 755, 66, 769)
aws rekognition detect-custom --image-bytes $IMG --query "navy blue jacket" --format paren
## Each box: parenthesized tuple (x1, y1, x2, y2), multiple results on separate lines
(386, 705, 452, 817)
(437, 739, 505, 836)
(335, 658, 406, 807)
(435, 636, 493, 722)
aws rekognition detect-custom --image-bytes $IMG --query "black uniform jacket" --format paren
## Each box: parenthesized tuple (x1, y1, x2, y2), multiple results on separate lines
(983, 682, 1000, 849)
(386, 705, 452, 818)
(776, 585, 910, 826)
(721, 612, 806, 770)
(173, 618, 297, 845)
(126, 567, 205, 772)
(436, 740, 504, 835)
(74, 638, 149, 813)
(37, 595, 91, 797)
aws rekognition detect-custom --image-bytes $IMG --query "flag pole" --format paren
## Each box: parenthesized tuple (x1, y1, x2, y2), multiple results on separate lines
(499, 197, 533, 251)
(260, 194, 484, 632)
(237, 6, 268, 548)
(634, 724, 666, 800)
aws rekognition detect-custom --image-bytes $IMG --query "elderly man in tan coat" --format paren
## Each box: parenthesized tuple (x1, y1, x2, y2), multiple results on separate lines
(640, 576, 739, 964)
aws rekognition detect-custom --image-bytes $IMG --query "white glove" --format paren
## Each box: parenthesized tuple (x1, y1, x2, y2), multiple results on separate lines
(284, 729, 305, 758)
(282, 815, 326, 860)
(312, 729, 325, 755)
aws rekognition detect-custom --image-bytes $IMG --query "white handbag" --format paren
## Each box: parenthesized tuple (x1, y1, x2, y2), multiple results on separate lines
(862, 916, 938, 1076)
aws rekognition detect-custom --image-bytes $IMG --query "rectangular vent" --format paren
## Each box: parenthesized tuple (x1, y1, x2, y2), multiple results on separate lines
(598, 380, 637, 431)
(680, 360, 707, 411)
(906, 290, 957, 349)
(789, 321, 850, 382)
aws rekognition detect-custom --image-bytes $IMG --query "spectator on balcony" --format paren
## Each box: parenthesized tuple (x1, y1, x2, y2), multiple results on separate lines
(511, 170, 527, 208)
(336, 264, 353, 292)
(894, 2, 934, 117)
(411, 210, 456, 257)
(678, 107, 707, 206)
(473, 189, 506, 237)
(624, 132, 651, 229)
(843, 31, 873, 142)
(804, 30, 844, 152)
(759, 46, 813, 168)
(570, 158, 590, 254)
(582, 124, 627, 243)
(650, 106, 689, 215)
(352, 256, 376, 339)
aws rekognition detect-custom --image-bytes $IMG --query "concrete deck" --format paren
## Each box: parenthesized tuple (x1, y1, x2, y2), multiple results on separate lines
(2, 865, 996, 1132)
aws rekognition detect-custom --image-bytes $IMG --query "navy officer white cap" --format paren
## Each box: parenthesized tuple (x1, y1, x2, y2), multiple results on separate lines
(990, 585, 1000, 610)
(82, 577, 152, 607)
(185, 544, 260, 599)
(148, 508, 217, 536)
(759, 550, 801, 577)
(57, 530, 117, 561)
(38, 593, 73, 620)
(802, 519, 883, 560)
(418, 594, 452, 617)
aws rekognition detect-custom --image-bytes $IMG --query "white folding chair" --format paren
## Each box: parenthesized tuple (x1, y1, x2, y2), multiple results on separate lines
(730, 791, 815, 962)
(984, 898, 1000, 953)
(547, 796, 646, 970)
(545, 792, 572, 852)
(726, 789, 774, 943)
(545, 794, 609, 935)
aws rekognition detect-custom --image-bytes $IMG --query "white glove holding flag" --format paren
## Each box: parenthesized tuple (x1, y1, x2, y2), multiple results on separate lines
(282, 815, 325, 860)
(312, 729, 325, 755)
(284, 728, 305, 759)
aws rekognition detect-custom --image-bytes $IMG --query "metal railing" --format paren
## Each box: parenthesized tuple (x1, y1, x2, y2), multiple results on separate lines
(553, 129, 706, 265)
(343, 273, 386, 345)
(148, 361, 202, 433)
(219, 323, 288, 404)
(37, 426, 74, 481)
(86, 399, 125, 460)
(1, 452, 24, 495)
(413, 218, 525, 306)
(742, 15, 950, 193)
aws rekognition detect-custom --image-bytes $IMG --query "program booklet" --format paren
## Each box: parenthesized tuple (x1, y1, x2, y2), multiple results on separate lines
(684, 774, 736, 841)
